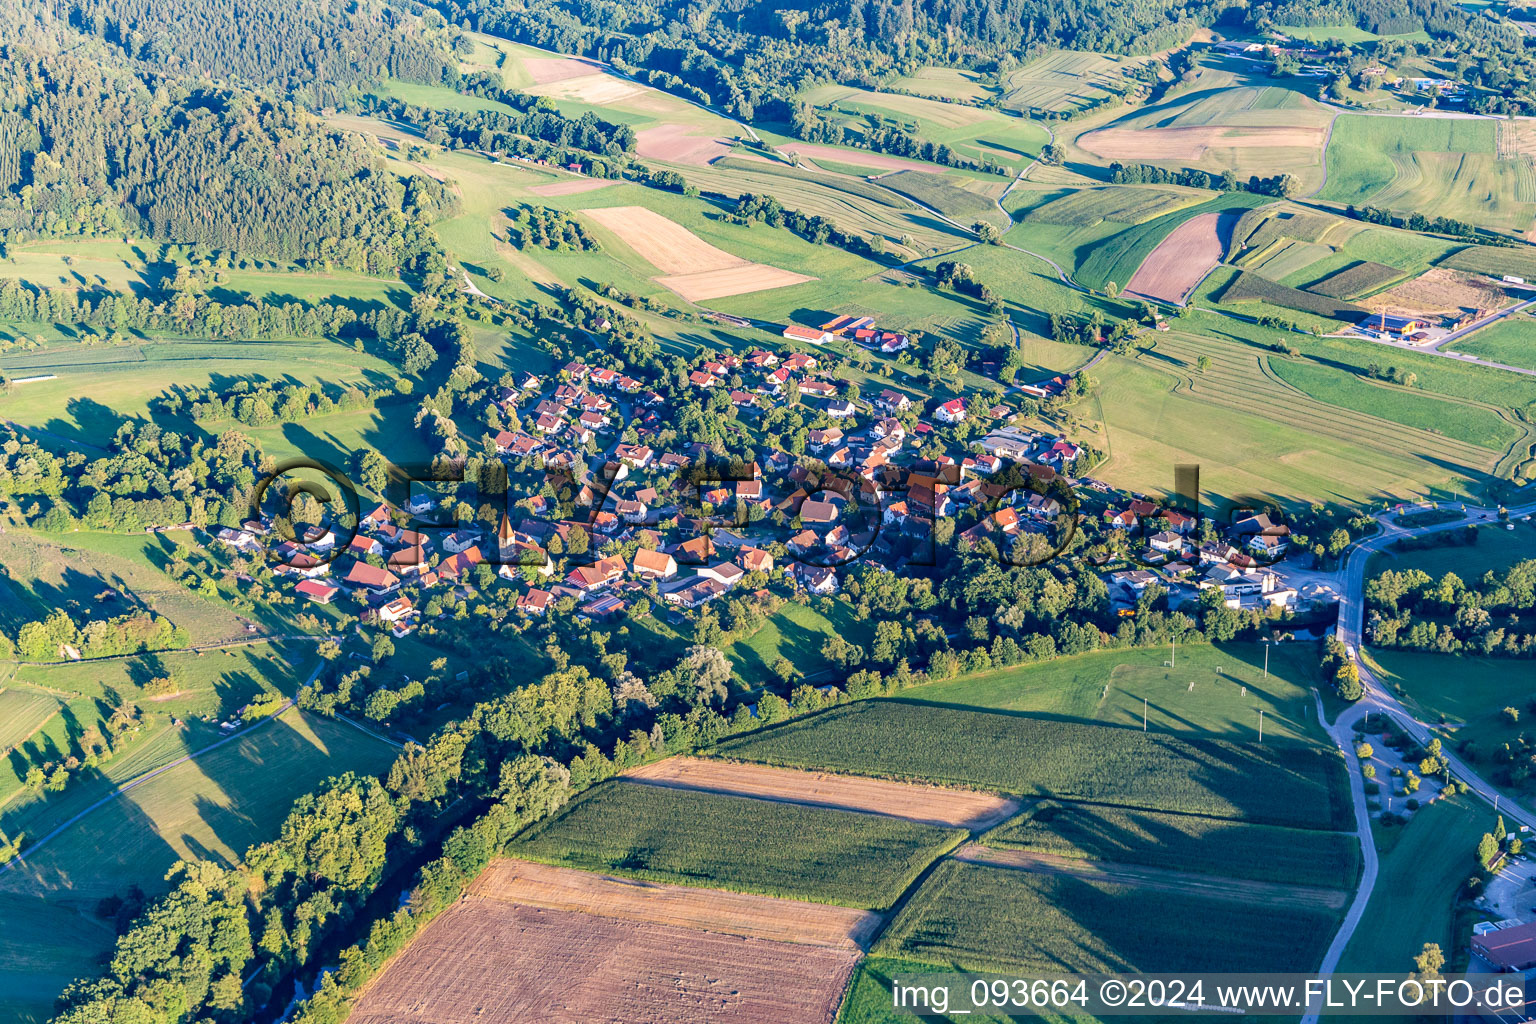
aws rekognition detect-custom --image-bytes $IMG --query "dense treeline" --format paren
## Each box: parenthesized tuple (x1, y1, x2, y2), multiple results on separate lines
(0, 51, 453, 270)
(730, 193, 890, 261)
(0, 279, 414, 342)
(366, 74, 636, 161)
(1347, 204, 1499, 245)
(1109, 162, 1301, 198)
(155, 380, 392, 426)
(421, 0, 1219, 122)
(12, 607, 187, 661)
(1366, 555, 1536, 657)
(43, 0, 456, 105)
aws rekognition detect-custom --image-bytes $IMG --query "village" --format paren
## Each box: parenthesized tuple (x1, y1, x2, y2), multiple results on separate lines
(211, 313, 1312, 646)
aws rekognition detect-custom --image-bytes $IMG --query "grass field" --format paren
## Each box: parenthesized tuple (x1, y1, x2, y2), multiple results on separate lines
(1336, 794, 1490, 973)
(984, 800, 1361, 888)
(875, 858, 1340, 972)
(0, 337, 399, 452)
(1455, 314, 1536, 371)
(0, 707, 398, 1024)
(0, 529, 249, 643)
(875, 170, 1011, 232)
(1318, 115, 1535, 235)
(888, 67, 996, 104)
(1443, 244, 1536, 280)
(509, 780, 965, 909)
(799, 85, 1049, 174)
(1001, 50, 1155, 115)
(1268, 357, 1522, 452)
(1075, 329, 1509, 507)
(904, 641, 1329, 743)
(726, 600, 875, 689)
(715, 700, 1352, 830)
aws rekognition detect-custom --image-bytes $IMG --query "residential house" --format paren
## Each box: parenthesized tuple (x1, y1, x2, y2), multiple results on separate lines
(633, 548, 678, 580)
(824, 399, 857, 420)
(517, 588, 553, 616)
(344, 562, 400, 594)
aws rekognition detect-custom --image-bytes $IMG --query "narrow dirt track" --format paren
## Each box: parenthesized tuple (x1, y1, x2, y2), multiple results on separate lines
(624, 757, 1020, 829)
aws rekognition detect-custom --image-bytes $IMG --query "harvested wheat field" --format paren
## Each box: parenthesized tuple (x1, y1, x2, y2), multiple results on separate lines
(347, 899, 862, 1024)
(472, 858, 882, 947)
(1370, 267, 1513, 317)
(1080, 125, 1327, 162)
(532, 72, 648, 106)
(527, 178, 618, 197)
(584, 206, 815, 299)
(637, 123, 735, 166)
(656, 265, 814, 301)
(626, 756, 1019, 828)
(584, 206, 743, 274)
(1125, 211, 1232, 305)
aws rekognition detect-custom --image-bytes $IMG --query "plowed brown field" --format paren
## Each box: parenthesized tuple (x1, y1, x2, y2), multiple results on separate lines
(626, 756, 1019, 828)
(468, 859, 881, 947)
(1125, 212, 1224, 305)
(348, 858, 872, 1024)
(348, 901, 862, 1024)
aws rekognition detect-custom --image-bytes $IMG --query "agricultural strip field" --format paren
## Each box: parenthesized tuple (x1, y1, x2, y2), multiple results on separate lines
(509, 780, 966, 908)
(1079, 339, 1504, 505)
(0, 708, 398, 1024)
(469, 858, 880, 946)
(875, 170, 1011, 232)
(1124, 210, 1232, 305)
(1076, 81, 1333, 191)
(983, 800, 1361, 888)
(349, 872, 865, 1024)
(625, 756, 1019, 828)
(1318, 115, 1536, 235)
(715, 701, 1353, 831)
(1076, 192, 1269, 292)
(952, 844, 1349, 910)
(875, 858, 1341, 972)
(901, 641, 1328, 743)
(1002, 50, 1155, 115)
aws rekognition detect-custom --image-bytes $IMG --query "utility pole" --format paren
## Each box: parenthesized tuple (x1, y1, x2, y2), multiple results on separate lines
(1263, 638, 1271, 679)
(1171, 637, 1176, 668)
(1258, 709, 1265, 742)
(1144, 697, 1148, 732)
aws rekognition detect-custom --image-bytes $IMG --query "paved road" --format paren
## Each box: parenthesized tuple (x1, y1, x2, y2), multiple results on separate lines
(1300, 500, 1536, 1023)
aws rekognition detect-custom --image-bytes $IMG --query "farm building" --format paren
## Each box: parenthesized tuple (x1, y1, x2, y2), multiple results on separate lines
(1356, 313, 1422, 336)
(783, 324, 834, 344)
(294, 580, 338, 604)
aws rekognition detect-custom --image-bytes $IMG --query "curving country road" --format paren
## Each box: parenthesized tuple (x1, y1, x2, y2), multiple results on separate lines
(1301, 499, 1536, 1024)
